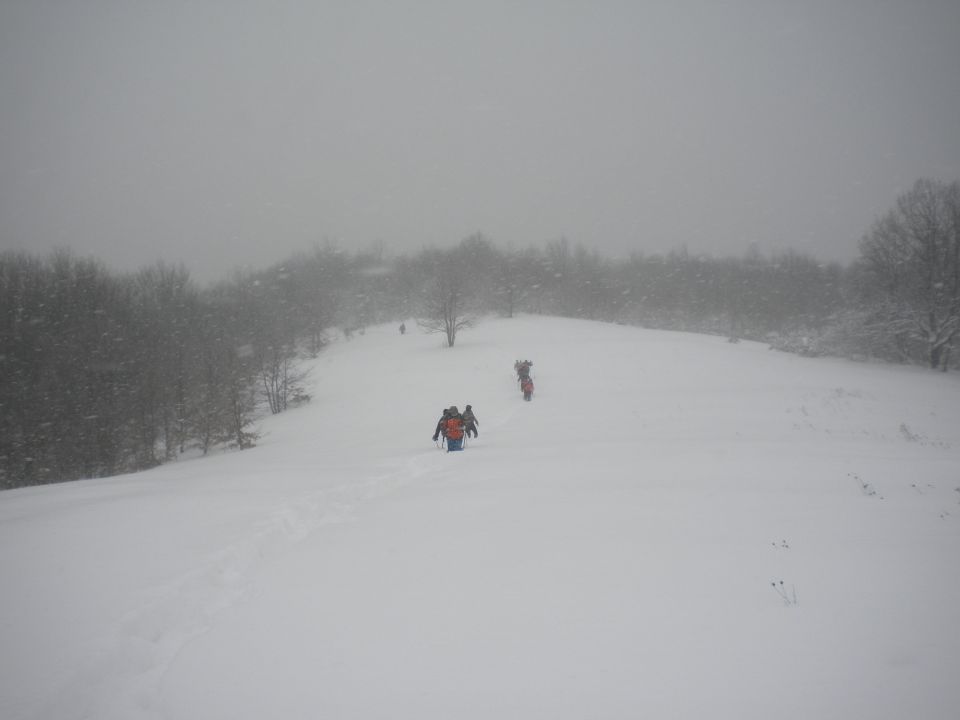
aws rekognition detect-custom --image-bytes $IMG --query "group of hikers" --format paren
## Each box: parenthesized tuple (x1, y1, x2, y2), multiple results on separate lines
(515, 359, 534, 401)
(430, 359, 536, 452)
(432, 405, 479, 452)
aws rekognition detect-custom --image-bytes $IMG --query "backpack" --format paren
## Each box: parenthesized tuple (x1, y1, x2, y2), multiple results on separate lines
(444, 416, 464, 440)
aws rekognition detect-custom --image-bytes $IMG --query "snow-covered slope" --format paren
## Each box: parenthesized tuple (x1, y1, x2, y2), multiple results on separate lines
(2, 316, 959, 720)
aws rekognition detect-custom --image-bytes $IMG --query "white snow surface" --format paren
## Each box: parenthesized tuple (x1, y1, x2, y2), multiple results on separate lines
(2, 315, 960, 720)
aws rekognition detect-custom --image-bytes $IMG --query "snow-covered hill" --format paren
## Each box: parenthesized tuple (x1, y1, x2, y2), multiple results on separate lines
(2, 316, 959, 720)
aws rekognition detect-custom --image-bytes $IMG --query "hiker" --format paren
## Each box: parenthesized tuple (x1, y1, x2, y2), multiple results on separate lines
(515, 359, 532, 382)
(462, 405, 479, 438)
(399, 322, 406, 335)
(432, 408, 451, 442)
(521, 376, 534, 401)
(444, 406, 466, 452)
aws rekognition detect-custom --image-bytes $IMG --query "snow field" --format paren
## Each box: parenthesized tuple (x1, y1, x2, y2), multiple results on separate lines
(2, 315, 959, 719)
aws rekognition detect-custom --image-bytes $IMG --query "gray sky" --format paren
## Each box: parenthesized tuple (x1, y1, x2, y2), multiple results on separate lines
(1, 0, 958, 282)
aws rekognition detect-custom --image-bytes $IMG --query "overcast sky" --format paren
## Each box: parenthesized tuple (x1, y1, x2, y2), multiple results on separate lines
(1, 0, 958, 282)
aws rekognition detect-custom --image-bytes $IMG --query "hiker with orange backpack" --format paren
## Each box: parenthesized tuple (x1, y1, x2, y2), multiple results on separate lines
(443, 406, 466, 451)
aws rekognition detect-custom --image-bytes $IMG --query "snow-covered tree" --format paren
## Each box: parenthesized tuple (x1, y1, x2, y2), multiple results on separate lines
(858, 179, 960, 369)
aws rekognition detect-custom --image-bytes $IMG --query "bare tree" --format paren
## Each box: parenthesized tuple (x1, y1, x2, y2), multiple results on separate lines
(259, 343, 310, 414)
(417, 249, 475, 347)
(859, 179, 960, 368)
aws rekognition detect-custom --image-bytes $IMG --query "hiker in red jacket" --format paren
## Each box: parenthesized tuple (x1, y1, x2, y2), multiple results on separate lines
(521, 376, 534, 401)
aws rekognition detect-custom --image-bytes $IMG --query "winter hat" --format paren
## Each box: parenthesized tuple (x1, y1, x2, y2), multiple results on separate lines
(465, 405, 472, 410)
(449, 406, 459, 414)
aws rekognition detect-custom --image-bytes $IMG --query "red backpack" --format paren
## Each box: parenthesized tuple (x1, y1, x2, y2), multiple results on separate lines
(445, 416, 464, 440)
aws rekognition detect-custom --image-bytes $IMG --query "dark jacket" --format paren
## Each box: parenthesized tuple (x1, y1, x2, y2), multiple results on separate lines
(432, 410, 450, 440)
(462, 407, 479, 437)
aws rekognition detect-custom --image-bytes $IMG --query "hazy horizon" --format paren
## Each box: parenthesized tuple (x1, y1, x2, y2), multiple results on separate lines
(2, 1, 959, 282)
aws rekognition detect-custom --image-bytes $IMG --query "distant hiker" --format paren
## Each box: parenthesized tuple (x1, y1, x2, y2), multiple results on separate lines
(515, 359, 533, 383)
(444, 406, 466, 452)
(521, 376, 534, 401)
(399, 322, 406, 335)
(462, 405, 479, 438)
(432, 408, 451, 442)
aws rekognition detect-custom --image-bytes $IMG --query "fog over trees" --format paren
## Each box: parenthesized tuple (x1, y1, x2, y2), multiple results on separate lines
(2, 179, 958, 488)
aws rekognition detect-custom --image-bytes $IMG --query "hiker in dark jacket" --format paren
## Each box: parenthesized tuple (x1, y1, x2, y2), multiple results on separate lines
(432, 408, 451, 442)
(462, 405, 479, 438)
(515, 359, 532, 383)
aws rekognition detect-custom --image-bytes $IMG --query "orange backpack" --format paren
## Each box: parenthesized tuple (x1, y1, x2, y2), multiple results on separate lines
(444, 416, 464, 440)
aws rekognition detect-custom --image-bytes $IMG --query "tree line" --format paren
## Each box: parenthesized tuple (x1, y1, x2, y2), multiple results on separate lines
(1, 178, 957, 488)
